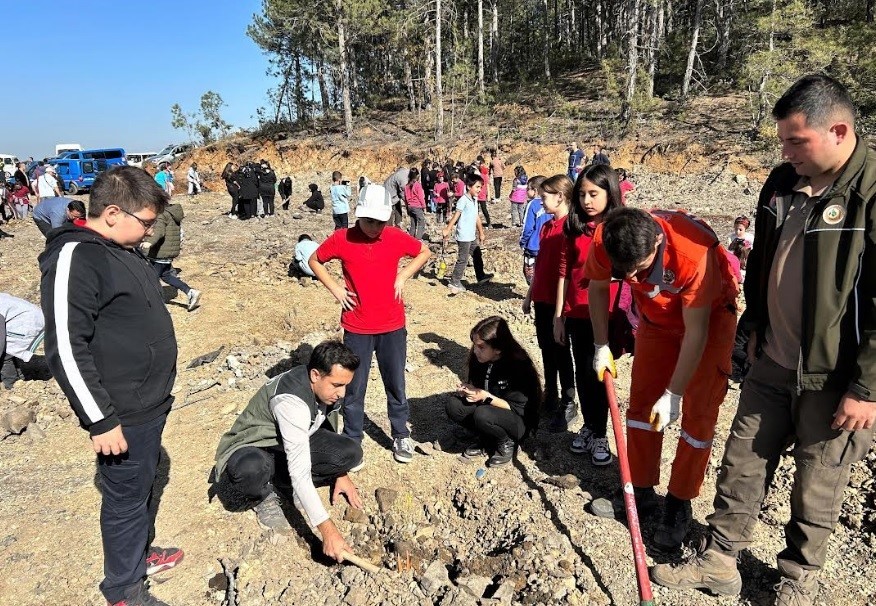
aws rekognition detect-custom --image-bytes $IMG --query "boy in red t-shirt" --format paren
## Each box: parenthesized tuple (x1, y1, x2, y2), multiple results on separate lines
(310, 184, 431, 465)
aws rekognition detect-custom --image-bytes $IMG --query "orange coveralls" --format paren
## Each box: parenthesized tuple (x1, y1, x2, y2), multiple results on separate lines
(584, 210, 739, 500)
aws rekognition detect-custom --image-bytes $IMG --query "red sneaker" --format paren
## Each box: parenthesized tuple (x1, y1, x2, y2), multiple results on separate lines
(146, 546, 184, 576)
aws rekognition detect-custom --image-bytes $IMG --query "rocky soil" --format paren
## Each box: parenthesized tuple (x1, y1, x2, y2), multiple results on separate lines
(1, 158, 874, 606)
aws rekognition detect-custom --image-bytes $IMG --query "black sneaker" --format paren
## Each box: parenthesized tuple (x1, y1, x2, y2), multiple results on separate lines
(392, 437, 414, 464)
(487, 438, 515, 467)
(653, 494, 693, 552)
(476, 273, 494, 284)
(547, 400, 578, 433)
(108, 582, 170, 606)
(1, 357, 19, 390)
(463, 442, 486, 458)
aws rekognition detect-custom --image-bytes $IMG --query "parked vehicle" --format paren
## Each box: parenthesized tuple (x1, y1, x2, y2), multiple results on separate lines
(55, 143, 82, 156)
(0, 153, 20, 179)
(148, 143, 192, 166)
(50, 158, 98, 194)
(127, 152, 158, 168)
(58, 148, 127, 172)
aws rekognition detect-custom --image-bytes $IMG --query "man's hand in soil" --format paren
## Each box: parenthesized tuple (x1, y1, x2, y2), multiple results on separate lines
(832, 392, 876, 431)
(91, 425, 128, 456)
(332, 474, 362, 509)
(317, 519, 352, 563)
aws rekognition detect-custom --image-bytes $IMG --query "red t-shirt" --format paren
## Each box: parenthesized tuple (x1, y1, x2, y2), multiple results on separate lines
(452, 180, 465, 199)
(478, 165, 489, 201)
(315, 225, 422, 334)
(584, 211, 736, 332)
(559, 225, 618, 318)
(530, 216, 567, 304)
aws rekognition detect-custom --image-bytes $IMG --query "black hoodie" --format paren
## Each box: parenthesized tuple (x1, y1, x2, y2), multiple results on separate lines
(38, 224, 177, 435)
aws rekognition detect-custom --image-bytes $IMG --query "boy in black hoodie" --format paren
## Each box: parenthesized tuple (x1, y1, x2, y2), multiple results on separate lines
(39, 166, 184, 606)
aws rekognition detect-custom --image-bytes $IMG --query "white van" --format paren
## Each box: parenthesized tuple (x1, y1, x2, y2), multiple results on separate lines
(55, 143, 82, 156)
(127, 152, 158, 168)
(0, 153, 19, 178)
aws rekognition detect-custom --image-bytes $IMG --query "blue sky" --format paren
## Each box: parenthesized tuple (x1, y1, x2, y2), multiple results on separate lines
(8, 1, 273, 159)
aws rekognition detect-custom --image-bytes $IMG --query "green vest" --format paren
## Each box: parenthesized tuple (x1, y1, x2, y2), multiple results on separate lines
(214, 365, 339, 478)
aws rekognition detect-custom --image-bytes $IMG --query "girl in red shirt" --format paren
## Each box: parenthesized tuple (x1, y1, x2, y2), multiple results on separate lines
(554, 164, 623, 465)
(433, 171, 450, 224)
(522, 175, 575, 429)
(404, 167, 426, 239)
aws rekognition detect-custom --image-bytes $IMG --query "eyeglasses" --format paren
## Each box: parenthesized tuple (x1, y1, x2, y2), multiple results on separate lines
(120, 208, 156, 230)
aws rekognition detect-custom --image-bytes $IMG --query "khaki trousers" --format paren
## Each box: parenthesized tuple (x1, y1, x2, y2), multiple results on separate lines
(708, 354, 874, 569)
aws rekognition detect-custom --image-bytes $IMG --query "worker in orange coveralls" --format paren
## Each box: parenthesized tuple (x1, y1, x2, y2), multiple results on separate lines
(585, 207, 739, 552)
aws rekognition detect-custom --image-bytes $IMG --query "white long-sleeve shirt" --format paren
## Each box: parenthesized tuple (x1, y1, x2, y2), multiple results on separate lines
(269, 393, 330, 527)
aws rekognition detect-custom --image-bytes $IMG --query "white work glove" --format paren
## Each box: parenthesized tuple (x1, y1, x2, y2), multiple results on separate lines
(593, 343, 616, 382)
(139, 242, 152, 252)
(650, 389, 682, 432)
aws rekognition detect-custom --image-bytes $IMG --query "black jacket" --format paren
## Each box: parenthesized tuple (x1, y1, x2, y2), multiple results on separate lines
(39, 224, 177, 435)
(237, 165, 259, 199)
(257, 167, 277, 195)
(468, 355, 541, 430)
(742, 138, 876, 398)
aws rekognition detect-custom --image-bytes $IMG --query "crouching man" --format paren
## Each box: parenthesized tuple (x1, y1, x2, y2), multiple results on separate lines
(214, 340, 364, 562)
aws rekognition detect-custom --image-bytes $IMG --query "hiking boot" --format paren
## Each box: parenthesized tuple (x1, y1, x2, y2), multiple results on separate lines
(650, 537, 741, 596)
(253, 491, 291, 533)
(108, 582, 170, 606)
(186, 289, 202, 311)
(487, 438, 515, 467)
(591, 486, 659, 519)
(145, 546, 184, 576)
(774, 561, 819, 605)
(569, 425, 594, 454)
(653, 494, 693, 552)
(590, 436, 613, 466)
(393, 436, 414, 464)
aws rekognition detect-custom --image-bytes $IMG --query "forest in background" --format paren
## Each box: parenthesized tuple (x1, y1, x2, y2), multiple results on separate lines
(245, 0, 876, 140)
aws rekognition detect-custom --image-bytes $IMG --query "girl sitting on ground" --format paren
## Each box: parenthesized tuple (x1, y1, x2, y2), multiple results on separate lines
(445, 316, 543, 467)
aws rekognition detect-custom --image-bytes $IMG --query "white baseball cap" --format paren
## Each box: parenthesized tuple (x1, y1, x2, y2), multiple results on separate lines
(355, 184, 392, 222)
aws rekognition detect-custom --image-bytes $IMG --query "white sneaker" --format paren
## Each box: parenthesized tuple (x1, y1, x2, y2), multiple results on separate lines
(590, 436, 613, 466)
(187, 289, 202, 311)
(570, 425, 594, 454)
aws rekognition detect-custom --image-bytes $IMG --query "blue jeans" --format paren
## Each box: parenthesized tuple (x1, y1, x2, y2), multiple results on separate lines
(151, 260, 191, 295)
(342, 328, 410, 441)
(98, 413, 168, 603)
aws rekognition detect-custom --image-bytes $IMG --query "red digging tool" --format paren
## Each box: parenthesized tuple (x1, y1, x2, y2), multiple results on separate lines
(604, 371, 655, 606)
